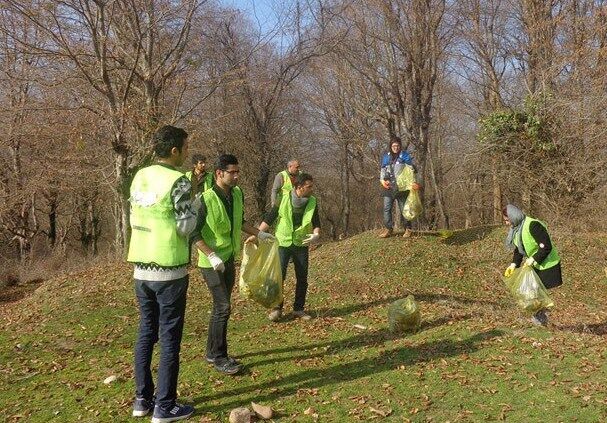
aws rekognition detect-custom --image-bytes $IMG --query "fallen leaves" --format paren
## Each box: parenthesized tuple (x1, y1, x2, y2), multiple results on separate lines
(369, 406, 393, 417)
(2, 231, 607, 422)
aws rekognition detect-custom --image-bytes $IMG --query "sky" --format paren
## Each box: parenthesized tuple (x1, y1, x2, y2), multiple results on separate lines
(221, 0, 280, 35)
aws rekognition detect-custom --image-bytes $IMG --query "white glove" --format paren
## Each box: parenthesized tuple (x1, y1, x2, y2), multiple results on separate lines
(207, 252, 225, 272)
(302, 233, 320, 246)
(524, 257, 536, 267)
(258, 231, 275, 242)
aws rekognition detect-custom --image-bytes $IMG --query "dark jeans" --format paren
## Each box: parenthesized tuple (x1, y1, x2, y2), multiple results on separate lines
(134, 276, 189, 409)
(383, 190, 411, 230)
(201, 258, 235, 362)
(278, 245, 309, 311)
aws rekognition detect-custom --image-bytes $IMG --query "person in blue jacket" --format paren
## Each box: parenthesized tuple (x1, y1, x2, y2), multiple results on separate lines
(379, 135, 419, 238)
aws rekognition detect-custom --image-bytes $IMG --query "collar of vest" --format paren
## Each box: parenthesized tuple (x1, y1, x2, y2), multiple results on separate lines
(155, 162, 178, 171)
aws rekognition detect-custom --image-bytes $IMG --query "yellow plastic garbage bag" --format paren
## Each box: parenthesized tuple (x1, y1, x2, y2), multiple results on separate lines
(239, 240, 283, 309)
(388, 295, 421, 333)
(396, 165, 415, 191)
(503, 266, 554, 314)
(402, 190, 423, 221)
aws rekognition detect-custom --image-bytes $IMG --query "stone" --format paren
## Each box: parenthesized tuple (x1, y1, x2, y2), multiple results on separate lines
(103, 375, 117, 385)
(251, 402, 273, 420)
(229, 407, 252, 423)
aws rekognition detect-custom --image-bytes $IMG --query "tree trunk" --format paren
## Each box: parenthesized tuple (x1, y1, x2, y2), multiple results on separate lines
(492, 156, 502, 223)
(48, 197, 57, 248)
(115, 150, 130, 255)
(428, 141, 449, 228)
(88, 200, 100, 255)
(17, 206, 31, 263)
(340, 141, 351, 236)
(254, 149, 271, 223)
(414, 125, 430, 226)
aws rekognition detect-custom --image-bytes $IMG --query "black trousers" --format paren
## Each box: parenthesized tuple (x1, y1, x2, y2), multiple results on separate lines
(201, 258, 236, 362)
(278, 245, 309, 311)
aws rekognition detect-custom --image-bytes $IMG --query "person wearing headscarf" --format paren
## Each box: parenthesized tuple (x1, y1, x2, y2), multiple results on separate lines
(502, 204, 563, 326)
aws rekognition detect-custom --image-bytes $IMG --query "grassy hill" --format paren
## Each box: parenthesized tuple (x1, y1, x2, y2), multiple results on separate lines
(1, 228, 607, 422)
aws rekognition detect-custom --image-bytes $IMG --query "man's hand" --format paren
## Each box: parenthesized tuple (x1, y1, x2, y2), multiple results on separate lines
(244, 235, 257, 245)
(207, 252, 225, 272)
(381, 180, 391, 189)
(411, 182, 421, 191)
(302, 233, 320, 246)
(524, 257, 536, 267)
(503, 263, 516, 278)
(258, 231, 275, 242)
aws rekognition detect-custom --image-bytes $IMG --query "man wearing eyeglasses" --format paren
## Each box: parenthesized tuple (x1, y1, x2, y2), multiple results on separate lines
(191, 154, 274, 375)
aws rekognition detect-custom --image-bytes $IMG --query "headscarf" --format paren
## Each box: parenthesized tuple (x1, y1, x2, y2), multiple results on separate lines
(504, 204, 526, 255)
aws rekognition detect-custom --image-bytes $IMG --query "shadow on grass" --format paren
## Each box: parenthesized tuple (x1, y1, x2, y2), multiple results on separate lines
(442, 225, 499, 246)
(311, 292, 501, 321)
(419, 314, 475, 331)
(193, 329, 504, 413)
(312, 295, 403, 319)
(554, 321, 607, 336)
(237, 295, 488, 361)
(242, 313, 476, 368)
(408, 292, 502, 308)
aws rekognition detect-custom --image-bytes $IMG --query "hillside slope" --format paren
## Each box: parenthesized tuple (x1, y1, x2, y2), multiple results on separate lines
(1, 228, 606, 422)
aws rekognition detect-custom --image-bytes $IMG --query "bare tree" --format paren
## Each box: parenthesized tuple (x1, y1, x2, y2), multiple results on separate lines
(5, 0, 208, 252)
(204, 3, 339, 219)
(0, 8, 46, 261)
(455, 0, 514, 222)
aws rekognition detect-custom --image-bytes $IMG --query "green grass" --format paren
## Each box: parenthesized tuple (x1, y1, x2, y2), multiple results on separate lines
(1, 228, 607, 422)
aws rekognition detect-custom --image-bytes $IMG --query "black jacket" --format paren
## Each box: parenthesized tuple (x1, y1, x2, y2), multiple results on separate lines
(511, 221, 562, 289)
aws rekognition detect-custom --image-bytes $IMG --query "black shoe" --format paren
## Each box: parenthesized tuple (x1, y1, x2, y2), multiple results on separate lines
(206, 355, 241, 366)
(531, 310, 548, 326)
(151, 403, 194, 423)
(132, 397, 155, 417)
(214, 359, 242, 375)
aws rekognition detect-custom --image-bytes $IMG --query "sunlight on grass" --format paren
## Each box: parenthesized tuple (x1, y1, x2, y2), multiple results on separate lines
(1, 229, 606, 421)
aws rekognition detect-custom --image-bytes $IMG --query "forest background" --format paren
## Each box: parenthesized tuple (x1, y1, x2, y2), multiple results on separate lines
(1, 0, 606, 282)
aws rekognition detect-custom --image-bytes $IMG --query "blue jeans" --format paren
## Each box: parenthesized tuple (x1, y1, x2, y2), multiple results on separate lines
(278, 245, 309, 311)
(134, 276, 189, 409)
(383, 190, 411, 230)
(201, 258, 236, 362)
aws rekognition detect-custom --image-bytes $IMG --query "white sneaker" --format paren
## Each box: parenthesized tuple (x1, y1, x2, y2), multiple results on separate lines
(268, 309, 282, 322)
(293, 310, 312, 320)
